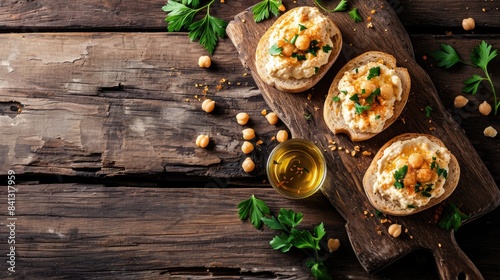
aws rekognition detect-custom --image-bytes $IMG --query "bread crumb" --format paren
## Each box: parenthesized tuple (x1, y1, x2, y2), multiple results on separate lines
(362, 151, 372, 156)
(354, 146, 360, 152)
(367, 22, 373, 28)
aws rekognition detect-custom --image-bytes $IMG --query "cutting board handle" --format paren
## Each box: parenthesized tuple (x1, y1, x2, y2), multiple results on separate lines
(432, 233, 484, 280)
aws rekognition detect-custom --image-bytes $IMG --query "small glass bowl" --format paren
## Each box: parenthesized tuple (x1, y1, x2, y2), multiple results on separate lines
(266, 139, 327, 199)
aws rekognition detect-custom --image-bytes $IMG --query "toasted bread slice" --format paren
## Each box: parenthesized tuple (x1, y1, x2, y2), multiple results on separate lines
(363, 133, 460, 216)
(255, 6, 342, 93)
(323, 51, 411, 141)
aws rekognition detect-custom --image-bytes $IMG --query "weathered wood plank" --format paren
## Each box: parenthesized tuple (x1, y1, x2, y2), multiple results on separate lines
(0, 32, 285, 180)
(1, 184, 498, 279)
(0, 32, 498, 186)
(0, 0, 498, 31)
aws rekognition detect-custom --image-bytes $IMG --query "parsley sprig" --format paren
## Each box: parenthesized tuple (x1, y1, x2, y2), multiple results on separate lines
(438, 203, 469, 231)
(314, 0, 348, 13)
(162, 0, 227, 54)
(393, 165, 408, 189)
(430, 41, 499, 114)
(238, 196, 332, 280)
(252, 0, 282, 23)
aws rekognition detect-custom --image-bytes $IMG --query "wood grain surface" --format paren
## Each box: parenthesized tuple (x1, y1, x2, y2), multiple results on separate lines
(226, 0, 499, 278)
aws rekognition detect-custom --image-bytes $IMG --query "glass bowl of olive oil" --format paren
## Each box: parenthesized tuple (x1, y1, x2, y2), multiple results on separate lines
(266, 139, 327, 199)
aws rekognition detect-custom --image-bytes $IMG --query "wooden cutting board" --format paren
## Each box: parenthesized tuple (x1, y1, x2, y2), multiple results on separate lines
(226, 0, 499, 279)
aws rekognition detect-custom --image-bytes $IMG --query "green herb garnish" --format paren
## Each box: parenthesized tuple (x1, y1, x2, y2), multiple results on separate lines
(430, 156, 448, 179)
(322, 45, 333, 53)
(367, 66, 381, 80)
(430, 41, 499, 114)
(251, 0, 282, 23)
(393, 165, 408, 189)
(438, 203, 469, 231)
(332, 96, 340, 102)
(292, 53, 307, 61)
(340, 90, 348, 95)
(269, 44, 283, 56)
(348, 7, 362, 23)
(314, 67, 319, 74)
(306, 40, 320, 56)
(354, 103, 371, 114)
(365, 88, 381, 104)
(314, 0, 348, 13)
(425, 105, 433, 118)
(299, 23, 308, 31)
(239, 197, 332, 280)
(162, 0, 228, 54)
(237, 195, 270, 229)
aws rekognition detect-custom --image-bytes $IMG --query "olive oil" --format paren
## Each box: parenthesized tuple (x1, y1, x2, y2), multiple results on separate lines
(267, 139, 327, 199)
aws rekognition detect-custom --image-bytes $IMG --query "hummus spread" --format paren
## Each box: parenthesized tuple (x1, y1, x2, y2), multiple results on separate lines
(266, 7, 335, 79)
(372, 136, 451, 211)
(337, 61, 403, 133)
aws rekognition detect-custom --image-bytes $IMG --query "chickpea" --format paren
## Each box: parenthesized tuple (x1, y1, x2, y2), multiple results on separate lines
(403, 172, 417, 187)
(242, 128, 256, 140)
(266, 112, 279, 125)
(416, 168, 434, 183)
(276, 130, 289, 143)
(388, 224, 402, 238)
(281, 42, 295, 57)
(241, 141, 254, 154)
(294, 34, 310, 51)
(360, 80, 376, 98)
(479, 101, 492, 116)
(454, 95, 469, 108)
(327, 238, 340, 253)
(242, 157, 255, 173)
(198, 55, 211, 68)
(201, 99, 215, 113)
(380, 83, 394, 100)
(195, 134, 209, 148)
(462, 18, 475, 31)
(483, 126, 498, 138)
(408, 153, 424, 169)
(236, 112, 250, 125)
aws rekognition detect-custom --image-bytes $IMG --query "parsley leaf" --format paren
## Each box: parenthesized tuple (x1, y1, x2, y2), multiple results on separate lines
(349, 8, 363, 23)
(332, 96, 340, 102)
(393, 165, 408, 189)
(292, 53, 307, 61)
(425, 105, 433, 118)
(237, 195, 270, 229)
(429, 44, 464, 69)
(438, 203, 469, 231)
(252, 0, 282, 23)
(162, 0, 227, 55)
(162, 1, 198, 32)
(471, 40, 498, 72)
(365, 88, 381, 104)
(299, 23, 308, 31)
(322, 44, 333, 53)
(367, 66, 380, 80)
(269, 44, 283, 56)
(463, 74, 485, 94)
(309, 261, 332, 280)
(270, 232, 295, 252)
(355, 103, 371, 114)
(189, 13, 227, 54)
(314, 0, 348, 13)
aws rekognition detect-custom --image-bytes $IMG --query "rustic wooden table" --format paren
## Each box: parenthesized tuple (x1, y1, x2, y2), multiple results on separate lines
(0, 0, 498, 279)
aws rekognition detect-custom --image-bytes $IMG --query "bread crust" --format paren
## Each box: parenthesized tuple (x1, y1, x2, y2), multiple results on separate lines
(362, 133, 460, 216)
(255, 7, 342, 93)
(323, 51, 411, 141)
